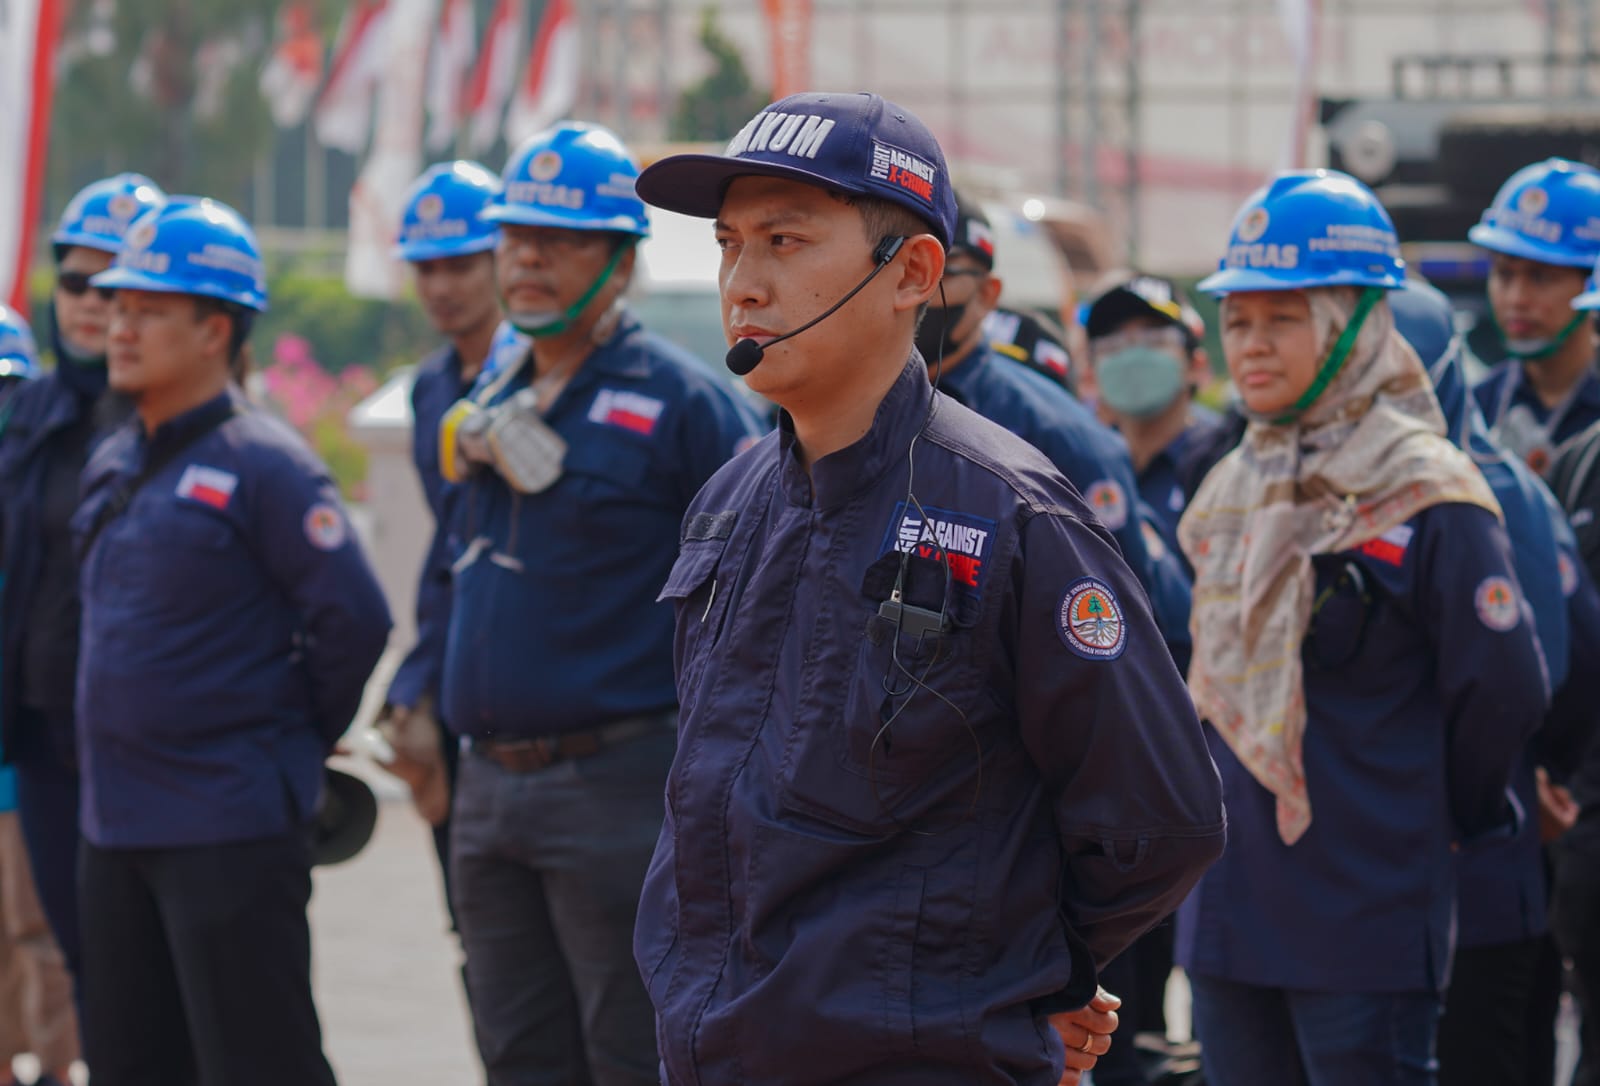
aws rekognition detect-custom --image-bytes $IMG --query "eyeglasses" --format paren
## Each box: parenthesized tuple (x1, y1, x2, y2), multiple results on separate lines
(1089, 324, 1186, 361)
(499, 227, 608, 259)
(57, 271, 114, 301)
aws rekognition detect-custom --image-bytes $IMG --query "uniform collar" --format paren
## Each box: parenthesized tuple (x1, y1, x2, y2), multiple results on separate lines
(140, 388, 238, 458)
(1505, 360, 1600, 417)
(581, 308, 651, 381)
(927, 341, 992, 406)
(778, 353, 930, 510)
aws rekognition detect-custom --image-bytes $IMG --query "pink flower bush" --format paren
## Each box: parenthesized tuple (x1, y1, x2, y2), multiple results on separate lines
(260, 333, 373, 500)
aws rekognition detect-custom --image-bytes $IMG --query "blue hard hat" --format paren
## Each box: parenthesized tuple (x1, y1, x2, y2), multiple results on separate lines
(52, 172, 167, 254)
(1469, 158, 1600, 269)
(0, 304, 40, 380)
(396, 160, 502, 262)
(483, 122, 650, 237)
(1574, 253, 1600, 311)
(1198, 169, 1406, 295)
(92, 197, 269, 312)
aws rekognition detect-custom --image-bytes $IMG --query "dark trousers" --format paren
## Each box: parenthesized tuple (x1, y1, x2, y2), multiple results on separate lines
(433, 723, 462, 929)
(1553, 878, 1600, 1086)
(13, 750, 82, 992)
(1437, 935, 1544, 1086)
(1190, 973, 1441, 1086)
(1093, 923, 1175, 1086)
(451, 727, 671, 1086)
(78, 829, 337, 1086)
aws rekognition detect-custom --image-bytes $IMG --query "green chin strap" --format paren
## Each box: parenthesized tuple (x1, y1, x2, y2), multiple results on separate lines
(1494, 309, 1588, 361)
(1271, 286, 1384, 426)
(511, 239, 633, 339)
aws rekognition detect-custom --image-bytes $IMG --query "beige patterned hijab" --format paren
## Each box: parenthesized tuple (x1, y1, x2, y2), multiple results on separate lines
(1179, 287, 1500, 845)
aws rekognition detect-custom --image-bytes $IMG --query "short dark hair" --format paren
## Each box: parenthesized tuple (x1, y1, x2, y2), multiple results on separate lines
(827, 192, 935, 323)
(192, 296, 254, 369)
(840, 193, 937, 249)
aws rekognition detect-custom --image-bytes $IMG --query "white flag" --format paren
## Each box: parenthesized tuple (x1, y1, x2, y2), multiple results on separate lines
(0, 0, 63, 311)
(464, 0, 523, 155)
(314, 0, 391, 154)
(505, 0, 580, 147)
(259, 1, 325, 129)
(1275, 0, 1319, 171)
(347, 0, 437, 299)
(425, 0, 475, 152)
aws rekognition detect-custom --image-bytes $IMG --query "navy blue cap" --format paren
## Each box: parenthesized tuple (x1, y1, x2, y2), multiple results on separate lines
(634, 91, 958, 248)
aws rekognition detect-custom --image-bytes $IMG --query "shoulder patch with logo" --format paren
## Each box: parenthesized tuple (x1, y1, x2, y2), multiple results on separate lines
(1475, 575, 1521, 632)
(303, 502, 348, 551)
(1357, 524, 1415, 567)
(1085, 479, 1129, 532)
(588, 388, 665, 436)
(1057, 578, 1128, 660)
(176, 465, 238, 510)
(880, 502, 997, 598)
(1560, 551, 1579, 598)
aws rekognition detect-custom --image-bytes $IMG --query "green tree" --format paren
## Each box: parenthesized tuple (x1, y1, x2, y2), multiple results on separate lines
(47, 0, 283, 219)
(670, 7, 768, 142)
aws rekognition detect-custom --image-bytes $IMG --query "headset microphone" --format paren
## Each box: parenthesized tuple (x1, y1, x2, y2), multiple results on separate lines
(725, 235, 906, 376)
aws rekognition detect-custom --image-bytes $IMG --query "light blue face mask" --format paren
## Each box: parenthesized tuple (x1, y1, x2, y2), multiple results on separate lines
(1095, 346, 1186, 419)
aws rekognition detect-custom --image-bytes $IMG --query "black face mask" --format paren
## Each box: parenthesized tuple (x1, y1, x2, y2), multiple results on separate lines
(915, 300, 970, 366)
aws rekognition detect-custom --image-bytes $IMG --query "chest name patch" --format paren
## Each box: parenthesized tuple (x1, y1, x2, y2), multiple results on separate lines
(176, 465, 238, 510)
(1475, 575, 1521, 632)
(1085, 479, 1129, 532)
(1357, 523, 1414, 567)
(1057, 577, 1128, 660)
(880, 503, 997, 596)
(588, 388, 665, 436)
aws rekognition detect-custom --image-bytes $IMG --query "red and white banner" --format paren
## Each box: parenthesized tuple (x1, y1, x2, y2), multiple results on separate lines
(347, 0, 436, 299)
(505, 0, 579, 148)
(0, 0, 63, 312)
(464, 0, 523, 155)
(260, 0, 325, 129)
(425, 0, 475, 152)
(314, 0, 390, 153)
(762, 0, 813, 103)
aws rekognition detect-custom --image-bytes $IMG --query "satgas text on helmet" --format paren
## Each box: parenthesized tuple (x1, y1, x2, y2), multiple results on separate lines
(1228, 243, 1299, 269)
(504, 181, 586, 211)
(725, 112, 836, 160)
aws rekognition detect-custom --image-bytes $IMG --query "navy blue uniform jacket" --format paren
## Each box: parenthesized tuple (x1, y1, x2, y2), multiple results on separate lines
(637, 358, 1225, 1085)
(387, 344, 471, 710)
(1177, 500, 1546, 992)
(441, 312, 761, 738)
(74, 390, 392, 848)
(938, 345, 1194, 662)
(0, 357, 125, 764)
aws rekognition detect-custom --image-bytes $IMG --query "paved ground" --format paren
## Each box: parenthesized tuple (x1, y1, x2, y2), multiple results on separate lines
(311, 771, 481, 1085)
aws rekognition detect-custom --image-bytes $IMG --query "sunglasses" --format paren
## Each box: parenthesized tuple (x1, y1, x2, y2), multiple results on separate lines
(57, 270, 114, 301)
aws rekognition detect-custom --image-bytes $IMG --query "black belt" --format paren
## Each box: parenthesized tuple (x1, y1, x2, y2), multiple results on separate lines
(464, 714, 674, 773)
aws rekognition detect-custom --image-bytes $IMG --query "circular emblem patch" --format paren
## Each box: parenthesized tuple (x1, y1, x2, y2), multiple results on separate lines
(1560, 551, 1579, 598)
(416, 192, 445, 223)
(109, 193, 139, 220)
(1518, 185, 1550, 217)
(1058, 578, 1127, 660)
(1475, 575, 1520, 632)
(303, 502, 348, 552)
(1236, 206, 1270, 243)
(1086, 479, 1129, 532)
(529, 150, 564, 182)
(125, 219, 158, 250)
